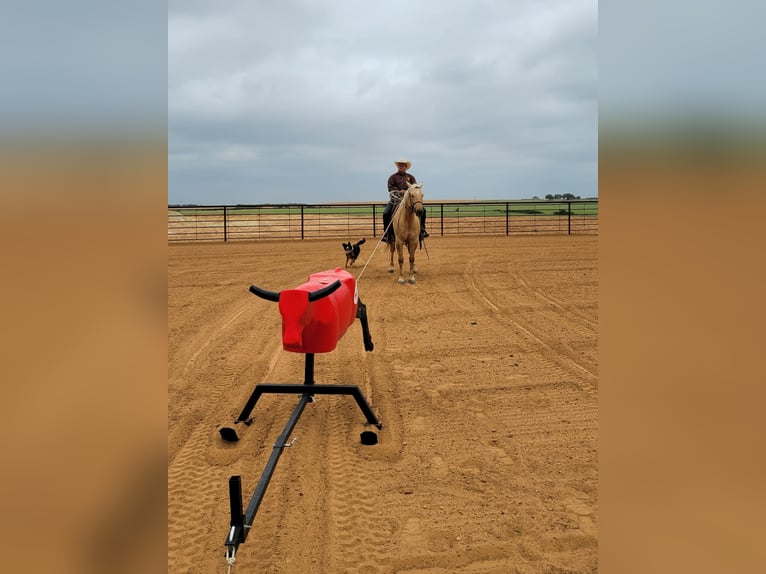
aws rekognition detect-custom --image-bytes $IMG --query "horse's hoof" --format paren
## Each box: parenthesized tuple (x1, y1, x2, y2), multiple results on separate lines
(408, 277, 416, 284)
(388, 268, 394, 274)
(413, 269, 418, 274)
(398, 278, 405, 285)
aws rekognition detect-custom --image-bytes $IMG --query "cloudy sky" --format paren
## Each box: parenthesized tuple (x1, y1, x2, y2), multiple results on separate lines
(168, 0, 597, 205)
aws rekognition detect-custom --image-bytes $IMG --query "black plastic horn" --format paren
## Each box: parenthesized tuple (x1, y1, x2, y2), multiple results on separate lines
(308, 280, 342, 302)
(249, 285, 280, 302)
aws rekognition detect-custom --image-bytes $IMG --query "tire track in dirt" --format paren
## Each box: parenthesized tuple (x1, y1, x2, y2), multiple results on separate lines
(167, 355, 291, 572)
(168, 423, 233, 573)
(300, 320, 390, 574)
(361, 265, 515, 572)
(324, 405, 389, 573)
(443, 249, 597, 572)
(465, 257, 597, 392)
(168, 298, 300, 572)
(430, 379, 597, 440)
(178, 304, 249, 379)
(376, 242, 594, 573)
(417, 393, 597, 574)
(168, 317, 283, 466)
(512, 270, 597, 331)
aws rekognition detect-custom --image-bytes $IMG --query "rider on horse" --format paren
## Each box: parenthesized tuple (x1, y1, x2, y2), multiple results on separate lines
(383, 158, 428, 244)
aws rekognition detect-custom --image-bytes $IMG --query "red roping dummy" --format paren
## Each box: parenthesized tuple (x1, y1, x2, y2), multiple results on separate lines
(249, 268, 373, 354)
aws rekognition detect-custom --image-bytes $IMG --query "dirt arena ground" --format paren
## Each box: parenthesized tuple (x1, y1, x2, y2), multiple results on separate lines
(168, 234, 598, 573)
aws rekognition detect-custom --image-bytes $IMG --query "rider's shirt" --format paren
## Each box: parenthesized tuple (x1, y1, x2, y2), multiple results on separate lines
(387, 171, 417, 204)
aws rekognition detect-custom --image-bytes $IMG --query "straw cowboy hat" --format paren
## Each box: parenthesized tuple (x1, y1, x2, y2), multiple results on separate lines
(394, 158, 411, 170)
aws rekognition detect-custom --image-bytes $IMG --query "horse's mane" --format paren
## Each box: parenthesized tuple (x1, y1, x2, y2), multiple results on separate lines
(398, 186, 411, 206)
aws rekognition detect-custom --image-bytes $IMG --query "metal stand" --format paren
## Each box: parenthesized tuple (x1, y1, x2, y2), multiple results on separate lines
(223, 351, 382, 558)
(233, 354, 381, 429)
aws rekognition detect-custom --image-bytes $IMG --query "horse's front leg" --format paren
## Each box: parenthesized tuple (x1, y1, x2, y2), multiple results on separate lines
(407, 241, 417, 284)
(388, 243, 395, 273)
(396, 241, 406, 285)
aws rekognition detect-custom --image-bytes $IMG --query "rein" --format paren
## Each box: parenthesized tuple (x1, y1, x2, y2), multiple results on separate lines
(408, 196, 423, 212)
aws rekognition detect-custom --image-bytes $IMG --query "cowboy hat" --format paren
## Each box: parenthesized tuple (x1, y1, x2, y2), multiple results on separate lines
(394, 158, 411, 170)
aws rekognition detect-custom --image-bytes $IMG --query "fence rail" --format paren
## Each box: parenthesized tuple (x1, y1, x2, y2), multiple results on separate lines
(168, 199, 598, 242)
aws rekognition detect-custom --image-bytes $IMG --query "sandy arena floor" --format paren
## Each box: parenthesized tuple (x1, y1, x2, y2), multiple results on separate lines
(168, 234, 598, 573)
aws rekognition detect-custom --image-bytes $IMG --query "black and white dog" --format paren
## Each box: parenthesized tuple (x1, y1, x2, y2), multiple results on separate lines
(342, 238, 366, 268)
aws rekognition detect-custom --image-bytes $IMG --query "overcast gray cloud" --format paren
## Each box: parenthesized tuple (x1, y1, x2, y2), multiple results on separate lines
(168, 0, 597, 204)
(600, 0, 766, 127)
(1, 1, 165, 134)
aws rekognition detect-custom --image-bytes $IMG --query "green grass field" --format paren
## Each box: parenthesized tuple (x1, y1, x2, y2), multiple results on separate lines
(173, 201, 598, 218)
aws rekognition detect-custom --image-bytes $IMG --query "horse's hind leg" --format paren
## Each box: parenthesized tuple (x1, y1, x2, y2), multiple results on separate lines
(388, 243, 395, 273)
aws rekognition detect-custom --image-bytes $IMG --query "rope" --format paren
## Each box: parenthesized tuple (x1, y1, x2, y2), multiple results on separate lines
(225, 548, 236, 573)
(355, 218, 394, 283)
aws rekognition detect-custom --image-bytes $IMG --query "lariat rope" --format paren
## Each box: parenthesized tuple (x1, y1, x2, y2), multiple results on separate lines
(355, 216, 395, 283)
(225, 547, 236, 573)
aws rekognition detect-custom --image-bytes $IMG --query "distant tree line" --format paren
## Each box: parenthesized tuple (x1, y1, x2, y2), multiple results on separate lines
(533, 193, 581, 200)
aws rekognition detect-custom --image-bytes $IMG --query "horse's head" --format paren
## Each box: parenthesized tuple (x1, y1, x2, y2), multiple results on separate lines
(406, 182, 424, 215)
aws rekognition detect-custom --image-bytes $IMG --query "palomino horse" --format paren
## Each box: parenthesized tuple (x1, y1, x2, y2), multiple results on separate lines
(388, 182, 424, 284)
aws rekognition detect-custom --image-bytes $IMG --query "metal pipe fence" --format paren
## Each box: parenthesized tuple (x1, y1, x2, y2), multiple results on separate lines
(168, 199, 598, 242)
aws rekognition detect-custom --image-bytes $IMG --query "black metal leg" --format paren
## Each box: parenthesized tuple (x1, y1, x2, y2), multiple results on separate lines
(304, 353, 315, 384)
(349, 386, 383, 429)
(356, 300, 374, 352)
(227, 476, 245, 545)
(234, 386, 261, 425)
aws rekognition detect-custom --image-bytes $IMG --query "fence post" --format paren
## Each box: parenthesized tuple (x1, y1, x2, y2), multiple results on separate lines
(440, 203, 444, 236)
(506, 202, 509, 236)
(373, 204, 377, 237)
(223, 206, 228, 242)
(567, 201, 571, 235)
(301, 205, 305, 240)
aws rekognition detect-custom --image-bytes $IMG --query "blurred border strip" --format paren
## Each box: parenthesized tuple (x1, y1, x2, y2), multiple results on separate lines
(600, 1, 766, 572)
(0, 1, 167, 572)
